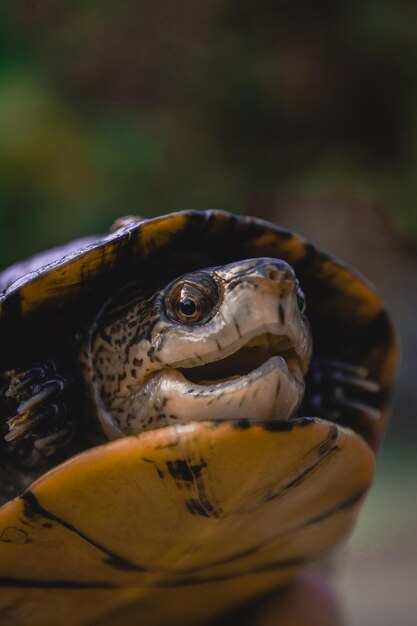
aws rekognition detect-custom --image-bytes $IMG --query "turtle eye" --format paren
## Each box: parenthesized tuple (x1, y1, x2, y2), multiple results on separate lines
(166, 279, 219, 324)
(296, 287, 307, 315)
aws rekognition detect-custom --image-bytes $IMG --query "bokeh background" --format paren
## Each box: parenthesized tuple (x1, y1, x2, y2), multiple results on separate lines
(0, 2, 416, 624)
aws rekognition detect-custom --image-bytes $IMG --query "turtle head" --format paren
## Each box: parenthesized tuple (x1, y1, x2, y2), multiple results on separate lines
(85, 258, 312, 439)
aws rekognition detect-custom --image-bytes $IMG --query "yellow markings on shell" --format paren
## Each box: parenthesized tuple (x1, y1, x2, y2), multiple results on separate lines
(375, 334, 400, 390)
(0, 419, 374, 626)
(138, 213, 189, 257)
(245, 232, 308, 265)
(318, 259, 384, 320)
(11, 212, 189, 319)
(19, 242, 120, 317)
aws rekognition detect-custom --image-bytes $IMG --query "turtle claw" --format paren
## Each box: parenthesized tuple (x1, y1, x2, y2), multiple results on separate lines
(6, 366, 46, 395)
(17, 379, 65, 415)
(5, 403, 67, 443)
(308, 358, 380, 393)
(34, 421, 74, 454)
(328, 397, 381, 421)
(1, 360, 72, 454)
(302, 357, 381, 423)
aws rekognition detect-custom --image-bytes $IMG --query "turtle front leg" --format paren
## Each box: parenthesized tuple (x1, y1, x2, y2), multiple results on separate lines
(301, 357, 381, 422)
(1, 359, 74, 459)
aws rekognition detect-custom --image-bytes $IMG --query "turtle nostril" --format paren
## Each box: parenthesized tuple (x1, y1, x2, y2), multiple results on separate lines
(283, 269, 295, 284)
(268, 268, 281, 281)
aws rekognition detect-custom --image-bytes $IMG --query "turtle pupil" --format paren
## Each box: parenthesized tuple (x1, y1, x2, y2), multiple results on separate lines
(180, 299, 197, 317)
(166, 276, 219, 324)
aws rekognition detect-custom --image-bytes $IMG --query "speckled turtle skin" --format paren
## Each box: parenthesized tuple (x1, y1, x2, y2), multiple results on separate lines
(0, 210, 398, 626)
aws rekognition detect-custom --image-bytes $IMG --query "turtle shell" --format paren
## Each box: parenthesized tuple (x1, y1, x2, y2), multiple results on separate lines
(0, 210, 398, 626)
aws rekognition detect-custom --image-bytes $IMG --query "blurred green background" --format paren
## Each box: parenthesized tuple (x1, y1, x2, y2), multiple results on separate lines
(0, 2, 416, 625)
(1, 1, 417, 263)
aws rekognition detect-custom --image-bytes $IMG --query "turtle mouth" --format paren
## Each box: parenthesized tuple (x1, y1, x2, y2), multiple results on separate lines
(178, 333, 304, 386)
(134, 327, 312, 430)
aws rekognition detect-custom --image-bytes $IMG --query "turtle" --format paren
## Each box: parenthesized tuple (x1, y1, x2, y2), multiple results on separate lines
(0, 210, 398, 626)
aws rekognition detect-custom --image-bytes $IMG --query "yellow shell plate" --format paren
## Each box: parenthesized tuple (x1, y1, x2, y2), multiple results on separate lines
(0, 418, 374, 626)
